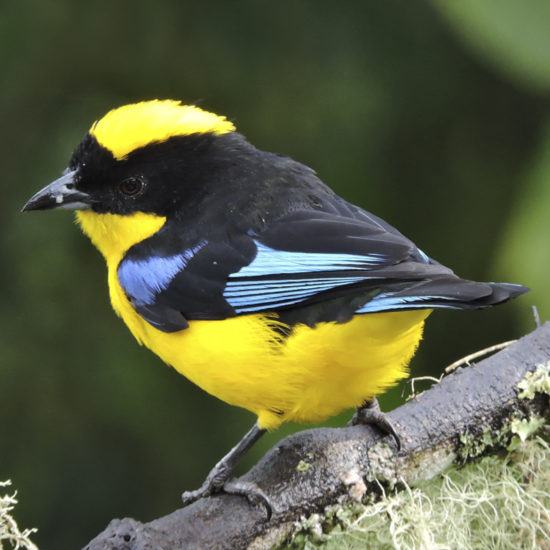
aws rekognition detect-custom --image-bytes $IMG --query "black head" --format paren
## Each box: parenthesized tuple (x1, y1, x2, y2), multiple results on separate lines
(22, 100, 243, 216)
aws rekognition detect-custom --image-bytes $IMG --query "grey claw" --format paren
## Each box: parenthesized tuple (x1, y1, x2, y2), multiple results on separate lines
(349, 398, 401, 450)
(223, 479, 273, 520)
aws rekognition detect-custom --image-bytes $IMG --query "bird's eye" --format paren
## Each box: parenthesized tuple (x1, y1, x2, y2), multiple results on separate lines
(119, 177, 144, 196)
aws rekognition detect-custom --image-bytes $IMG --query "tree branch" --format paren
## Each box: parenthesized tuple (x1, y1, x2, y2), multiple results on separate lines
(83, 322, 550, 550)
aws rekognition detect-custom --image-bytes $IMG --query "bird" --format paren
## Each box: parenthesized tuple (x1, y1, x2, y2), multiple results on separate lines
(22, 99, 527, 514)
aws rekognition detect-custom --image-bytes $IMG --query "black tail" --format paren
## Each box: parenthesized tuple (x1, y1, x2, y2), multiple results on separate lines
(356, 278, 529, 313)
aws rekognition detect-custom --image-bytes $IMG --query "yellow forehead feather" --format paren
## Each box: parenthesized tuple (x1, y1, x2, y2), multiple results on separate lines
(89, 100, 236, 160)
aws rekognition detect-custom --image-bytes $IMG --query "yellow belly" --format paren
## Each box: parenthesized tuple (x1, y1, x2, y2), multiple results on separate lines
(108, 264, 430, 430)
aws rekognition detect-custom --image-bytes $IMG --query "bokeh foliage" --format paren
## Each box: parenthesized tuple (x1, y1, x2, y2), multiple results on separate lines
(1, 1, 548, 548)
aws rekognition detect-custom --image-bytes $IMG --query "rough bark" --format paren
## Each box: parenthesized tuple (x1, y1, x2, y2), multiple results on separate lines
(83, 322, 550, 550)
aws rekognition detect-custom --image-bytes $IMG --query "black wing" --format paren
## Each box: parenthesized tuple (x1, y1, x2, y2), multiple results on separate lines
(117, 209, 527, 332)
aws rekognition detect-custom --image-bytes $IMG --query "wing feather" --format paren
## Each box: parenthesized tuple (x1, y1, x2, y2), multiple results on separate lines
(117, 209, 527, 331)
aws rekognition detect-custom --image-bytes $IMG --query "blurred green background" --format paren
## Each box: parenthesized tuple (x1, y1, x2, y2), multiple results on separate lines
(2, 1, 549, 548)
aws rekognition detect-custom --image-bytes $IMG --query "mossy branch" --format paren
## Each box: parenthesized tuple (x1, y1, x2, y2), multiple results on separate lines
(84, 322, 550, 550)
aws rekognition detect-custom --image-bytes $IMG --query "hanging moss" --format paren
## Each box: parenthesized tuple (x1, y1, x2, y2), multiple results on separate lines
(0, 481, 38, 550)
(285, 437, 550, 550)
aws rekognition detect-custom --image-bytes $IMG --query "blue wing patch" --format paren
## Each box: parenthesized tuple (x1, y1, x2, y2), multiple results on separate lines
(223, 240, 384, 313)
(225, 276, 368, 313)
(355, 292, 461, 313)
(416, 248, 430, 264)
(118, 240, 207, 306)
(233, 241, 388, 276)
(222, 240, 455, 315)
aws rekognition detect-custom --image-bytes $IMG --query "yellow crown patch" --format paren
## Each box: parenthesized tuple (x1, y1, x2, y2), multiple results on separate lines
(89, 100, 236, 160)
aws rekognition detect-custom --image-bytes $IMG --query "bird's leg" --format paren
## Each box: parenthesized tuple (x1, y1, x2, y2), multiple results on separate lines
(182, 422, 273, 517)
(347, 397, 401, 450)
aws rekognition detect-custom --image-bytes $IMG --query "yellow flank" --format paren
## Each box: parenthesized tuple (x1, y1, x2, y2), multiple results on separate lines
(76, 209, 431, 431)
(89, 100, 236, 160)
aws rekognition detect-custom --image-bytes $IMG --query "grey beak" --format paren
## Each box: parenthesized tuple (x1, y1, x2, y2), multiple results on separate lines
(22, 170, 92, 212)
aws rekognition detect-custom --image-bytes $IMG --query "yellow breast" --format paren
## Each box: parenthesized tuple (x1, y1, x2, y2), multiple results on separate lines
(76, 210, 430, 430)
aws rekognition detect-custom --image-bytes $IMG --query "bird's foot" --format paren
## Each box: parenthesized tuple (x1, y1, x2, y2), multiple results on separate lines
(347, 397, 401, 450)
(181, 461, 231, 505)
(182, 464, 273, 518)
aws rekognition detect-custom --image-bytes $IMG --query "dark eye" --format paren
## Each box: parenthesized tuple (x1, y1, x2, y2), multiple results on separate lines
(119, 177, 144, 196)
